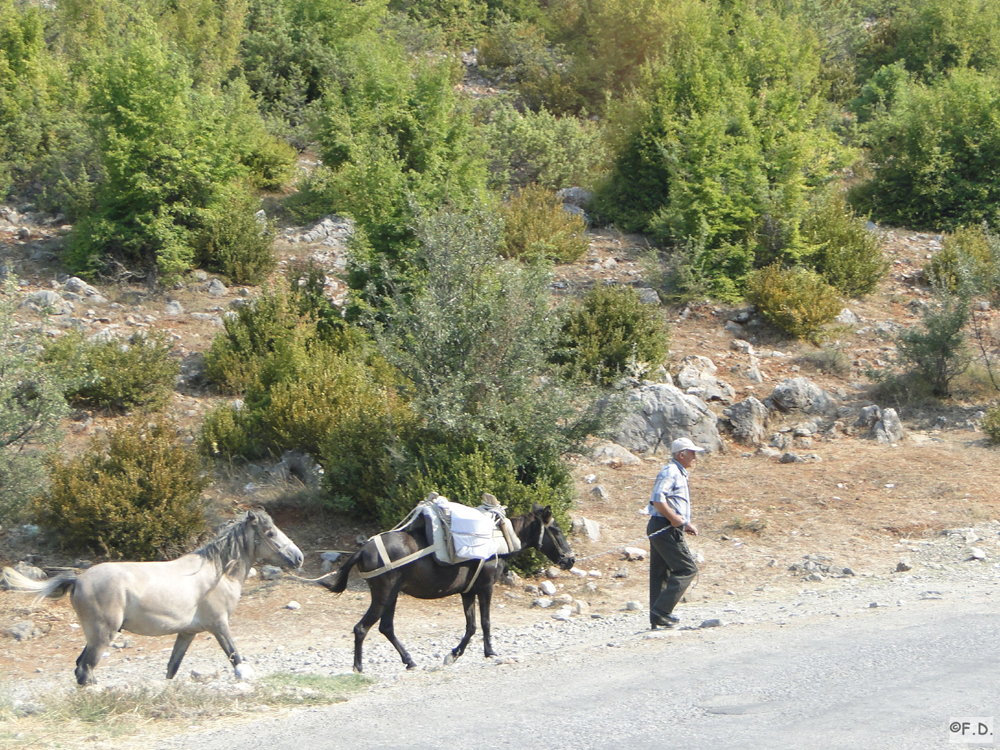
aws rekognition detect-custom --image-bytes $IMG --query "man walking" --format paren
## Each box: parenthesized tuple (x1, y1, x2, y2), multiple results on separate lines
(646, 437, 703, 628)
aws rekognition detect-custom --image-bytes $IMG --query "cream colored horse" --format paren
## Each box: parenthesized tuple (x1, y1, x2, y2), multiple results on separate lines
(2, 509, 303, 685)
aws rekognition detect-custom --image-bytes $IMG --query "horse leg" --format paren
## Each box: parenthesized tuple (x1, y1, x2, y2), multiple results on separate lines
(377, 591, 416, 671)
(211, 622, 254, 681)
(166, 632, 196, 679)
(352, 592, 386, 674)
(444, 591, 477, 666)
(75, 616, 118, 686)
(478, 585, 496, 658)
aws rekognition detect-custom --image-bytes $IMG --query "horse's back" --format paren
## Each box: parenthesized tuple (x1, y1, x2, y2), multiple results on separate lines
(71, 556, 223, 636)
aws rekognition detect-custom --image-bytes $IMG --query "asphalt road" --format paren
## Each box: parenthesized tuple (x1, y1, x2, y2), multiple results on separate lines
(161, 590, 1000, 750)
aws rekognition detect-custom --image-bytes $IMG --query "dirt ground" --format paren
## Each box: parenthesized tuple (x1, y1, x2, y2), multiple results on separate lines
(3, 220, 1000, 698)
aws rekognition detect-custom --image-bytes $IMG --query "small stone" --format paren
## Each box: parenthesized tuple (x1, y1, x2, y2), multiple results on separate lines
(285, 601, 301, 610)
(623, 547, 646, 561)
(260, 565, 282, 580)
(625, 601, 643, 611)
(532, 597, 553, 609)
(895, 559, 913, 573)
(552, 606, 573, 621)
(969, 547, 987, 561)
(539, 580, 557, 596)
(589, 485, 610, 500)
(699, 618, 723, 628)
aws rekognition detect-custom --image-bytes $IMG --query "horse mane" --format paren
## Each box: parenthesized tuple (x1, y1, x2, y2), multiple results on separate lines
(193, 511, 260, 571)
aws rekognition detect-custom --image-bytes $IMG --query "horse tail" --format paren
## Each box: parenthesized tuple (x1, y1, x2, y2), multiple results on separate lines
(2, 567, 77, 605)
(318, 550, 362, 594)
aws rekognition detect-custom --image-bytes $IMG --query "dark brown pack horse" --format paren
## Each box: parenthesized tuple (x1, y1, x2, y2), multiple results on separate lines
(321, 503, 575, 673)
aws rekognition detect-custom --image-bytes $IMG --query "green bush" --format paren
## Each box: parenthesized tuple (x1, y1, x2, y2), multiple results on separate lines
(802, 191, 888, 298)
(0, 275, 69, 524)
(42, 330, 179, 413)
(856, 0, 1000, 84)
(380, 438, 571, 568)
(594, 1, 850, 277)
(297, 35, 487, 263)
(982, 404, 1000, 444)
(745, 265, 842, 343)
(197, 186, 276, 285)
(348, 207, 614, 526)
(319, 379, 419, 523)
(554, 284, 670, 383)
(642, 239, 752, 305)
(478, 15, 579, 113)
(925, 224, 1000, 295)
(854, 68, 1000, 230)
(499, 184, 589, 263)
(204, 287, 315, 394)
(34, 420, 209, 560)
(481, 101, 606, 192)
(893, 293, 971, 398)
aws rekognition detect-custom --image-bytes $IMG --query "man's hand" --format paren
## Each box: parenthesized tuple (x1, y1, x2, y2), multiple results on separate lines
(684, 522, 699, 536)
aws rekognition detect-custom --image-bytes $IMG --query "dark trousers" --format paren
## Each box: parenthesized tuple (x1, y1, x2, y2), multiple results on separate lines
(647, 516, 698, 619)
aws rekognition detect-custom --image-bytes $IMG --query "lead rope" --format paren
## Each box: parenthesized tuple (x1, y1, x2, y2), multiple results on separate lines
(570, 522, 677, 564)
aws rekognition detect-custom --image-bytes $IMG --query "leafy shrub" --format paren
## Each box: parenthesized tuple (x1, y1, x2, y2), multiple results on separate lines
(42, 330, 179, 413)
(745, 265, 842, 343)
(378, 438, 572, 567)
(197, 186, 276, 285)
(205, 287, 316, 394)
(594, 2, 850, 276)
(982, 405, 1000, 444)
(481, 101, 606, 192)
(499, 184, 589, 263)
(319, 378, 420, 523)
(802, 191, 888, 298)
(0, 275, 69, 524)
(893, 293, 972, 398)
(856, 0, 1000, 84)
(642, 239, 752, 305)
(298, 36, 486, 261)
(34, 420, 209, 560)
(477, 16, 579, 114)
(925, 224, 1000, 295)
(554, 284, 670, 383)
(346, 207, 614, 526)
(854, 68, 1000, 230)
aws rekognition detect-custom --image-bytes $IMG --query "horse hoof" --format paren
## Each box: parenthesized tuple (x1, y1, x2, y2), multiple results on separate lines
(443, 653, 457, 666)
(235, 663, 256, 682)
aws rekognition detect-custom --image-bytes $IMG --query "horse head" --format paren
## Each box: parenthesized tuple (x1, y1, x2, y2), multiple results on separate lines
(531, 503, 575, 570)
(248, 509, 304, 569)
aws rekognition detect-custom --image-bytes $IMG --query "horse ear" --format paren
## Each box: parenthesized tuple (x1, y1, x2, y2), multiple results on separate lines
(246, 510, 258, 525)
(536, 504, 553, 522)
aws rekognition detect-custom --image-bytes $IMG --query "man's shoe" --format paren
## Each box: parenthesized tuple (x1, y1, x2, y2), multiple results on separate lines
(650, 616, 675, 629)
(665, 614, 681, 623)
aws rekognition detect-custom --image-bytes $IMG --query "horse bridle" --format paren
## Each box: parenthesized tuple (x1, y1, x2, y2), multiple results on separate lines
(253, 522, 287, 560)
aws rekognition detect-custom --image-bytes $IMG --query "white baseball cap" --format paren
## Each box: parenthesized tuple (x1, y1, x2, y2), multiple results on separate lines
(670, 437, 705, 455)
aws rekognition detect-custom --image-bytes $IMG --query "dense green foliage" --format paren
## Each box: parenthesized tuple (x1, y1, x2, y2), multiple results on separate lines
(554, 284, 670, 383)
(888, 293, 973, 398)
(0, 276, 70, 524)
(745, 264, 842, 342)
(925, 224, 1000, 296)
(499, 184, 589, 263)
(854, 68, 1000, 230)
(801, 190, 889, 297)
(34, 420, 209, 560)
(43, 330, 179, 413)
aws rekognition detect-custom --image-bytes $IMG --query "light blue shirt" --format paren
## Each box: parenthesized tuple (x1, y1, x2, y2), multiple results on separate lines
(648, 459, 691, 523)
